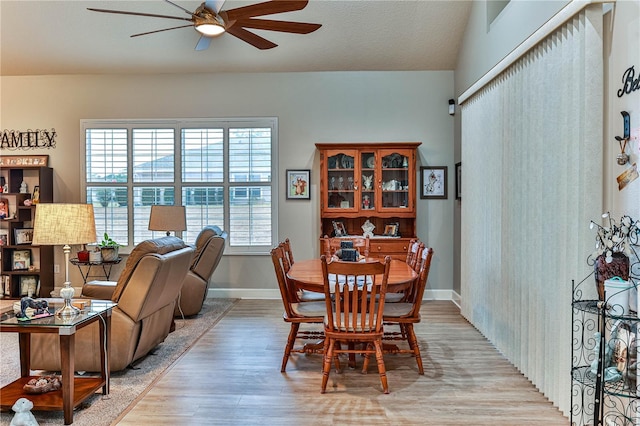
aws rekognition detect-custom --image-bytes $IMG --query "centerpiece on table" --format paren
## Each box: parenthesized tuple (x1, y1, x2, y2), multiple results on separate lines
(588, 212, 639, 300)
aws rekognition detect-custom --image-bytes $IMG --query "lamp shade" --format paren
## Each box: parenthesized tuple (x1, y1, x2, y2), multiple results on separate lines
(148, 205, 187, 233)
(32, 204, 97, 246)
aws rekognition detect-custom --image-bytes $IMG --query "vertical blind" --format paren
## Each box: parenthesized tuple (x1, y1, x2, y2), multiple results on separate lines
(459, 5, 603, 416)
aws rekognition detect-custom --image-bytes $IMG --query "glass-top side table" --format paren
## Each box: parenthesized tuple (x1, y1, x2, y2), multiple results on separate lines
(0, 299, 115, 425)
(70, 257, 122, 285)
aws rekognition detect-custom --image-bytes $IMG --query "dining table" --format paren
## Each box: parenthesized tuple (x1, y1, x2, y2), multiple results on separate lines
(286, 257, 418, 360)
(287, 257, 418, 295)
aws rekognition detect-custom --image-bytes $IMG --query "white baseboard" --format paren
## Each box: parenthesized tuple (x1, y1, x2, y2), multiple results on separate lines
(208, 288, 462, 303)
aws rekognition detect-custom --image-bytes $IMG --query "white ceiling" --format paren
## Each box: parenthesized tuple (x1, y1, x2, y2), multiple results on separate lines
(0, 0, 472, 76)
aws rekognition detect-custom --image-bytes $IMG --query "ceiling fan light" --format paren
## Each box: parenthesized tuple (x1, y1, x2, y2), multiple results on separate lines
(195, 22, 225, 36)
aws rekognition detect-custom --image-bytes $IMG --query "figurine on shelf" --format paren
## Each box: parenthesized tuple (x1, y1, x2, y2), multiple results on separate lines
(361, 219, 375, 238)
(363, 195, 371, 209)
(19, 181, 28, 194)
(363, 174, 373, 190)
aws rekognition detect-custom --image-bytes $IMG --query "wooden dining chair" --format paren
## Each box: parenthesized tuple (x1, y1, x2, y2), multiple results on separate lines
(279, 238, 325, 303)
(383, 239, 424, 304)
(405, 239, 424, 272)
(271, 245, 325, 372)
(321, 235, 371, 258)
(320, 254, 392, 394)
(383, 247, 434, 375)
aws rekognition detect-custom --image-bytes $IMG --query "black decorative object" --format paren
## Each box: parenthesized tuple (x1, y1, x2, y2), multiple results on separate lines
(16, 297, 49, 319)
(617, 65, 639, 98)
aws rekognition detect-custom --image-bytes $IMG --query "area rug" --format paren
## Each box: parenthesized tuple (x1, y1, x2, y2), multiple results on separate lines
(0, 298, 236, 426)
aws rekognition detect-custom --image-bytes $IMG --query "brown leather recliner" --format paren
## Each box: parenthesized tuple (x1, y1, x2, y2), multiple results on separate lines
(29, 236, 194, 372)
(174, 226, 227, 317)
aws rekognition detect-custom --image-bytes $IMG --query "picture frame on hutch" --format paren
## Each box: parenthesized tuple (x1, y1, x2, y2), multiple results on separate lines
(420, 166, 448, 199)
(332, 221, 347, 237)
(286, 169, 311, 200)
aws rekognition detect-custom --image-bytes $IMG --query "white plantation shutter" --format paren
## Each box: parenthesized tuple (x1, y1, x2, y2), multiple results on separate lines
(82, 118, 277, 253)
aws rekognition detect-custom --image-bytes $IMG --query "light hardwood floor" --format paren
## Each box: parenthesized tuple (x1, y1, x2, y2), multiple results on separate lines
(116, 299, 568, 425)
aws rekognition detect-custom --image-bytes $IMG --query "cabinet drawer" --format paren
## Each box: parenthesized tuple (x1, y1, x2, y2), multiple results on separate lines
(370, 238, 411, 258)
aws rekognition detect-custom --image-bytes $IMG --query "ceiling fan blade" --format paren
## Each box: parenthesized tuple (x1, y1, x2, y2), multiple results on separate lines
(225, 0, 309, 21)
(87, 8, 192, 23)
(195, 36, 212, 51)
(205, 0, 226, 14)
(226, 26, 277, 50)
(235, 18, 321, 34)
(131, 24, 194, 38)
(163, 0, 194, 16)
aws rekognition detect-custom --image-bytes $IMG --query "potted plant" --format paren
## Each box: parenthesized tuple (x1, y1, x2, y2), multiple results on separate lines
(99, 232, 120, 262)
(589, 213, 639, 300)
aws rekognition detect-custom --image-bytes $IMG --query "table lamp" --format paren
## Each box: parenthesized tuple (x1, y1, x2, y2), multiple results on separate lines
(148, 205, 186, 236)
(32, 204, 97, 316)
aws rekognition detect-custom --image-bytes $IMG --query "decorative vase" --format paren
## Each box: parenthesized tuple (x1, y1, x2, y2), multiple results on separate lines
(594, 252, 630, 301)
(77, 250, 90, 263)
(100, 247, 119, 262)
(89, 249, 102, 263)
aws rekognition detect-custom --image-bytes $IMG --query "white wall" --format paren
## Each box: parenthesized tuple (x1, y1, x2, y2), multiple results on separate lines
(0, 71, 455, 296)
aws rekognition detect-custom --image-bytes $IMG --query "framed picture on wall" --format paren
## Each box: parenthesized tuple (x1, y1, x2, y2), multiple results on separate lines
(420, 166, 448, 199)
(286, 169, 311, 200)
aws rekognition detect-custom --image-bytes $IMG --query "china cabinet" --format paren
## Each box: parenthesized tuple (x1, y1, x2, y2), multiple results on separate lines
(0, 163, 54, 298)
(316, 142, 421, 260)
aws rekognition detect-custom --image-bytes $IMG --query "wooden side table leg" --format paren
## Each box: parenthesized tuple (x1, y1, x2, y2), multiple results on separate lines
(18, 332, 31, 377)
(60, 333, 75, 425)
(99, 312, 112, 394)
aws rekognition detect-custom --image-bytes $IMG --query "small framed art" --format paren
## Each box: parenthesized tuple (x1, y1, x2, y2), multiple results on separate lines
(332, 221, 347, 237)
(32, 186, 40, 204)
(20, 275, 38, 297)
(420, 166, 448, 199)
(383, 223, 399, 237)
(0, 198, 9, 219)
(14, 228, 33, 245)
(12, 249, 31, 270)
(286, 169, 310, 200)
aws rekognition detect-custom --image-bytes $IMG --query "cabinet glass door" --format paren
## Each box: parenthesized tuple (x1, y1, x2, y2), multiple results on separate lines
(360, 151, 375, 211)
(326, 150, 357, 212)
(380, 150, 410, 211)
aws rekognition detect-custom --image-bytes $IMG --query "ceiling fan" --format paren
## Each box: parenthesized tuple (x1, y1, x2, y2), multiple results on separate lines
(87, 0, 321, 51)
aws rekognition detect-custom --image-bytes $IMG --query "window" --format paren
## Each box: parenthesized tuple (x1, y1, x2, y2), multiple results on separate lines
(82, 118, 278, 254)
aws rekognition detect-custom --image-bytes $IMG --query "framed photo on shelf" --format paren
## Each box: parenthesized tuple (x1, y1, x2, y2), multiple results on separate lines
(332, 221, 347, 237)
(286, 169, 310, 200)
(420, 166, 448, 199)
(0, 230, 8, 246)
(14, 228, 33, 245)
(20, 275, 38, 297)
(32, 186, 40, 203)
(2, 275, 10, 296)
(0, 197, 9, 219)
(383, 223, 399, 237)
(455, 162, 462, 200)
(12, 249, 31, 270)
